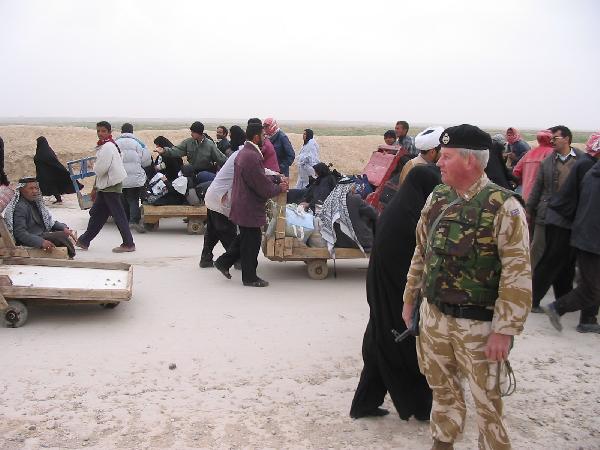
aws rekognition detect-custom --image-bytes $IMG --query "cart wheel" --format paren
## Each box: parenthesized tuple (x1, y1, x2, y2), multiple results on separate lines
(307, 260, 329, 280)
(3, 300, 28, 328)
(187, 219, 205, 235)
(144, 222, 159, 231)
(99, 302, 119, 309)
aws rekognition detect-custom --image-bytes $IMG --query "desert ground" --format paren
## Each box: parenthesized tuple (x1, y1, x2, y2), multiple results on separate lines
(0, 125, 385, 186)
(0, 125, 599, 449)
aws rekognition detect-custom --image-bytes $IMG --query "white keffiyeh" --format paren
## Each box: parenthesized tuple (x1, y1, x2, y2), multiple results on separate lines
(3, 182, 55, 233)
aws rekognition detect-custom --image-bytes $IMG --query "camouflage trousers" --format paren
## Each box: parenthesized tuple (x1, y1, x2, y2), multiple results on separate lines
(416, 301, 511, 450)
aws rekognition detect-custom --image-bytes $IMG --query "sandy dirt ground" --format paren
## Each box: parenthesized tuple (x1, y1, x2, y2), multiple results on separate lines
(0, 126, 599, 449)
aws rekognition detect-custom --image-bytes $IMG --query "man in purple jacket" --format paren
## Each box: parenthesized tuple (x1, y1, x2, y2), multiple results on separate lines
(214, 121, 289, 287)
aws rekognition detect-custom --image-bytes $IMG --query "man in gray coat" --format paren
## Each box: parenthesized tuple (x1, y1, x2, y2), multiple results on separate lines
(527, 125, 585, 312)
(4, 177, 76, 257)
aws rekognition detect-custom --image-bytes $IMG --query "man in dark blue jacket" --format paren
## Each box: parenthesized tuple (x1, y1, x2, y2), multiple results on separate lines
(264, 117, 295, 176)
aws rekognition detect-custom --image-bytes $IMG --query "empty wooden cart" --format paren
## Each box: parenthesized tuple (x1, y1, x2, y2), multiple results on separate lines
(141, 204, 207, 234)
(0, 257, 133, 328)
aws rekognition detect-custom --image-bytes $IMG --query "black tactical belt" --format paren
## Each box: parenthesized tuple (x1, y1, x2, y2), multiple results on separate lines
(436, 303, 494, 321)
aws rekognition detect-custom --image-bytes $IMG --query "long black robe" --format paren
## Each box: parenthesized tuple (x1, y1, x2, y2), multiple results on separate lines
(350, 164, 440, 421)
(0, 137, 8, 185)
(33, 136, 80, 196)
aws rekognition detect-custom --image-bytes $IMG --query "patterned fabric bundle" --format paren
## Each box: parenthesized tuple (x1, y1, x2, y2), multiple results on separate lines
(318, 182, 362, 253)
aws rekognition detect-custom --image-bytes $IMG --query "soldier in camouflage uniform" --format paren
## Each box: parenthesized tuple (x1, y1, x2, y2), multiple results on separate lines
(402, 124, 532, 450)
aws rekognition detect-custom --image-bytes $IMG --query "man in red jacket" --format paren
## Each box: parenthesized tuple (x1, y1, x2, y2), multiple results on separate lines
(214, 121, 288, 287)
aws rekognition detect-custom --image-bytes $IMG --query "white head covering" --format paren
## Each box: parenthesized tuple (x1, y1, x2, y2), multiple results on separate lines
(415, 126, 445, 152)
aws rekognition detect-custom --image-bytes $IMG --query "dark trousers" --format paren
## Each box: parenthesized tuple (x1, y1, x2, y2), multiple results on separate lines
(532, 224, 576, 307)
(555, 250, 600, 323)
(42, 231, 75, 258)
(79, 191, 134, 247)
(121, 187, 142, 223)
(122, 187, 142, 224)
(215, 226, 262, 284)
(194, 171, 216, 184)
(201, 210, 237, 263)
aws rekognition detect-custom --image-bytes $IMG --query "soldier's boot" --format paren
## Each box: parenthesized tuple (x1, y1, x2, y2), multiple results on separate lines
(431, 439, 454, 450)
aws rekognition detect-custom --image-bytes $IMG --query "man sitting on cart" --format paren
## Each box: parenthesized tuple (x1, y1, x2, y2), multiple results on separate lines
(155, 121, 227, 184)
(4, 177, 76, 258)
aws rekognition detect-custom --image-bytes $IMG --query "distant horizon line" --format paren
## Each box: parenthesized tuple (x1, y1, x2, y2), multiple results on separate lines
(0, 117, 594, 133)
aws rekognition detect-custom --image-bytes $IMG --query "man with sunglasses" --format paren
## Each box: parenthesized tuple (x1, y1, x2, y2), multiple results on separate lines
(527, 125, 585, 313)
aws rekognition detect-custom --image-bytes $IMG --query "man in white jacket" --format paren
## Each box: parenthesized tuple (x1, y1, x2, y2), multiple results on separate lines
(116, 123, 152, 233)
(76, 121, 136, 253)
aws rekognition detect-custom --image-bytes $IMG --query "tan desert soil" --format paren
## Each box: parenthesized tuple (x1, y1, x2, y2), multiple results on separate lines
(0, 125, 382, 186)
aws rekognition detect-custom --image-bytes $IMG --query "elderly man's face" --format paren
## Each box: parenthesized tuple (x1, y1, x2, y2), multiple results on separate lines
(437, 148, 470, 188)
(21, 182, 40, 201)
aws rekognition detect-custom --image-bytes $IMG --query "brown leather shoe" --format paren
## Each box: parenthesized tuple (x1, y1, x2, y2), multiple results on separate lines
(431, 440, 454, 450)
(112, 244, 136, 253)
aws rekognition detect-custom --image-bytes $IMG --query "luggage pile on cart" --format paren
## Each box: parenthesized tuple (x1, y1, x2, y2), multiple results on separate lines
(262, 193, 365, 279)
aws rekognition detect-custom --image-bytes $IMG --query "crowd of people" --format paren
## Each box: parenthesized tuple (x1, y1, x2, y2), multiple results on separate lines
(0, 119, 599, 449)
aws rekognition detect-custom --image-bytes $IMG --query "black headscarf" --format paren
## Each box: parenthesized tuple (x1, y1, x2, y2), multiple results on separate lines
(33, 136, 77, 195)
(485, 141, 513, 189)
(304, 129, 314, 145)
(153, 136, 183, 181)
(350, 164, 440, 421)
(0, 137, 8, 186)
(153, 136, 174, 148)
(376, 164, 441, 256)
(229, 125, 246, 152)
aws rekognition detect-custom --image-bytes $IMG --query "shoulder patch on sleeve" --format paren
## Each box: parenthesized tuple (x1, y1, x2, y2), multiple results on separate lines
(510, 208, 521, 217)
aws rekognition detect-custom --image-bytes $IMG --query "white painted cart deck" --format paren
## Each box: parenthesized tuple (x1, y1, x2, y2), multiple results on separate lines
(0, 265, 128, 290)
(0, 258, 133, 327)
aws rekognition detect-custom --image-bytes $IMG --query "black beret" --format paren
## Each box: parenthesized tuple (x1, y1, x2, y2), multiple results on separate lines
(190, 121, 205, 134)
(18, 176, 37, 184)
(439, 124, 492, 150)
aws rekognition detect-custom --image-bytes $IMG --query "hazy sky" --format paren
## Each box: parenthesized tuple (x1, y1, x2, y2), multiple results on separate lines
(1, 0, 598, 130)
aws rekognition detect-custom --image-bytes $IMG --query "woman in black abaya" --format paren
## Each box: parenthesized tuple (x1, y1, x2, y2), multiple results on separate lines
(350, 164, 441, 421)
(34, 136, 80, 203)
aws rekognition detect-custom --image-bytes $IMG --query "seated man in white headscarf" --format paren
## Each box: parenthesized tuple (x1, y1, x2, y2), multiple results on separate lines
(4, 177, 76, 257)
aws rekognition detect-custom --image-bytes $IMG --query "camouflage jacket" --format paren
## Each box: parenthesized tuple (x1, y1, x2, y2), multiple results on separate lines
(403, 175, 532, 335)
(423, 183, 511, 307)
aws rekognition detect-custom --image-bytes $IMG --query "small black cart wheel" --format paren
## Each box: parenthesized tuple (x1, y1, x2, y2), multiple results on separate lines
(307, 260, 329, 280)
(99, 302, 119, 309)
(144, 222, 159, 231)
(3, 300, 28, 328)
(187, 219, 205, 235)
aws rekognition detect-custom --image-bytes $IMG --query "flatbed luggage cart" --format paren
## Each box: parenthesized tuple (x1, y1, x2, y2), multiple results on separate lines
(141, 204, 207, 234)
(262, 193, 366, 280)
(67, 156, 97, 210)
(0, 257, 133, 328)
